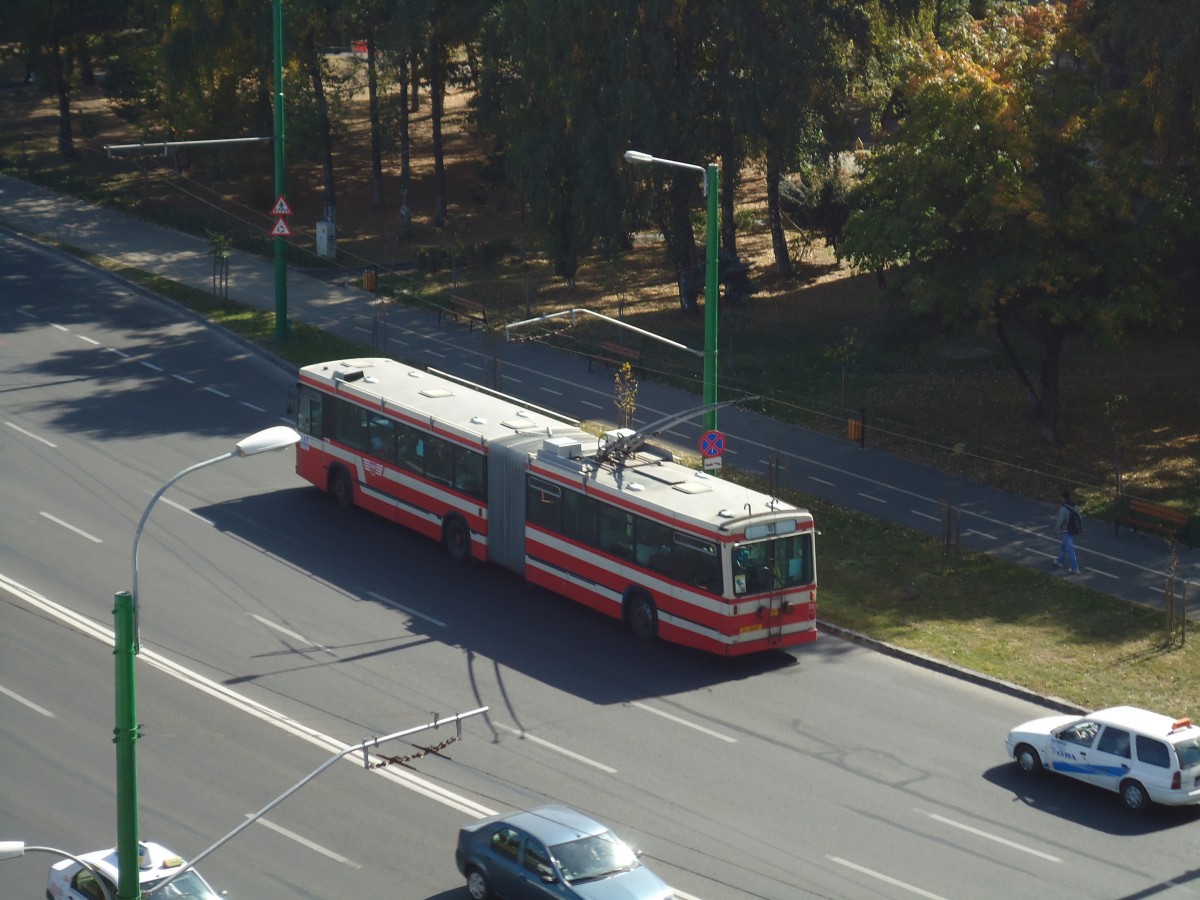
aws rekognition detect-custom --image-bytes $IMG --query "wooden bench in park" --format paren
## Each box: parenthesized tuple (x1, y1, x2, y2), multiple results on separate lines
(589, 340, 644, 375)
(1114, 498, 1193, 547)
(438, 295, 488, 332)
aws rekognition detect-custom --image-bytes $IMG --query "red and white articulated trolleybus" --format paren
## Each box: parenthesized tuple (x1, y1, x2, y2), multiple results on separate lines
(292, 357, 817, 655)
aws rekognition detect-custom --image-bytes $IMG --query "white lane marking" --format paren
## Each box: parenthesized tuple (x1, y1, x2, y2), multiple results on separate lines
(629, 701, 737, 743)
(51, 322, 68, 332)
(540, 387, 563, 397)
(925, 812, 1061, 862)
(426, 350, 446, 359)
(964, 529, 997, 540)
(240, 401, 266, 413)
(461, 361, 482, 370)
(505, 375, 523, 384)
(140, 360, 163, 373)
(808, 476, 835, 487)
(5, 421, 57, 448)
(859, 492, 887, 504)
(16, 309, 36, 319)
(367, 591, 447, 627)
(38, 512, 102, 543)
(250, 614, 334, 654)
(0, 683, 56, 717)
(1087, 567, 1117, 579)
(581, 400, 603, 410)
(352, 325, 370, 334)
(912, 510, 940, 522)
(0, 571, 496, 819)
(172, 373, 195, 384)
(76, 334, 100, 346)
(204, 386, 230, 398)
(672, 888, 705, 900)
(827, 856, 948, 899)
(106, 347, 131, 358)
(158, 496, 213, 525)
(495, 722, 617, 774)
(250, 816, 363, 868)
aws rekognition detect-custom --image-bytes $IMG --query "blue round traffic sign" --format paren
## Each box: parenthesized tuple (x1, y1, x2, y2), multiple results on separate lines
(699, 430, 725, 458)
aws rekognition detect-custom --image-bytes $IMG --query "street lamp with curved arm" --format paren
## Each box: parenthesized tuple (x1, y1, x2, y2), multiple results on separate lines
(130, 424, 303, 648)
(624, 149, 721, 431)
(0, 842, 116, 900)
(116, 424, 301, 900)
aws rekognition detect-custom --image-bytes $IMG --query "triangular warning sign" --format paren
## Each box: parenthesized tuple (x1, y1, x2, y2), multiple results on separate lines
(270, 195, 293, 216)
(270, 217, 292, 237)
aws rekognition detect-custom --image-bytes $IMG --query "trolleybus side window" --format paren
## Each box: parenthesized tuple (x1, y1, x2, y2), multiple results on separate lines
(598, 505, 633, 560)
(335, 399, 369, 451)
(561, 489, 598, 545)
(635, 517, 674, 573)
(369, 413, 396, 461)
(674, 535, 721, 594)
(527, 478, 561, 530)
(296, 387, 325, 438)
(454, 445, 486, 498)
(424, 435, 455, 485)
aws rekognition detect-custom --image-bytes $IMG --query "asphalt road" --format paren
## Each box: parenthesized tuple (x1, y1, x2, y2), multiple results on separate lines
(5, 232, 1200, 899)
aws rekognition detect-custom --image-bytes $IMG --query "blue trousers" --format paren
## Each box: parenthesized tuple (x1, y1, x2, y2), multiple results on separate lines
(1056, 532, 1078, 571)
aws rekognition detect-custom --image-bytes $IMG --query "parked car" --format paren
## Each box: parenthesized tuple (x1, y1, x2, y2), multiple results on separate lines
(455, 804, 673, 899)
(1005, 705, 1200, 811)
(46, 841, 222, 900)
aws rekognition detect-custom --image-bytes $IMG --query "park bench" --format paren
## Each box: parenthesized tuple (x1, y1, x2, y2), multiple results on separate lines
(589, 340, 644, 375)
(438, 296, 488, 332)
(1114, 498, 1193, 547)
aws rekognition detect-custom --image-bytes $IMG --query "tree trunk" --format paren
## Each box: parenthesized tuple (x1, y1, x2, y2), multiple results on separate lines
(766, 147, 792, 277)
(397, 55, 412, 239)
(306, 33, 337, 226)
(1037, 328, 1066, 443)
(367, 35, 384, 208)
(51, 43, 75, 159)
(429, 35, 447, 228)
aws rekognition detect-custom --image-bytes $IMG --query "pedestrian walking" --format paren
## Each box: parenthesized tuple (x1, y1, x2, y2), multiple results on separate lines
(1054, 490, 1083, 574)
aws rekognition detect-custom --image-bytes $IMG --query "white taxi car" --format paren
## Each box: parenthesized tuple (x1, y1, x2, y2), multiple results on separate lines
(1006, 705, 1200, 811)
(46, 841, 222, 899)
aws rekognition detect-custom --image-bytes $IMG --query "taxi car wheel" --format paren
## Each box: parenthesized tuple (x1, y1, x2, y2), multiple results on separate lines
(1120, 779, 1150, 812)
(1014, 744, 1042, 775)
(465, 866, 492, 900)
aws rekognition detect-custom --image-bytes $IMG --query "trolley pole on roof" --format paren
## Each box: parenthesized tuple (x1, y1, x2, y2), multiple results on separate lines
(272, 0, 289, 342)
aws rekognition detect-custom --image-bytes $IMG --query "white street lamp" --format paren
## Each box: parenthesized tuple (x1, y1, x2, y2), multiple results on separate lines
(623, 149, 721, 431)
(116, 424, 301, 900)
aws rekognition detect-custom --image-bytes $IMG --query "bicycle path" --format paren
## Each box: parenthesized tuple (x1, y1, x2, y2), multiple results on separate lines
(2, 173, 1195, 624)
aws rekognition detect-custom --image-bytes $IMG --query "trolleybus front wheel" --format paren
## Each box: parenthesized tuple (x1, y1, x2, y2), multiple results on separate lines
(329, 467, 354, 509)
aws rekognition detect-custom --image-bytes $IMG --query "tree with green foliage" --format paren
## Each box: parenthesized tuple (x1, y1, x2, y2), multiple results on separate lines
(5, 0, 128, 157)
(840, 1, 1181, 443)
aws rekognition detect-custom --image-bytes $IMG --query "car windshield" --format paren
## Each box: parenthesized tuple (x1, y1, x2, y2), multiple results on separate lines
(144, 871, 222, 899)
(550, 831, 637, 883)
(1175, 737, 1200, 768)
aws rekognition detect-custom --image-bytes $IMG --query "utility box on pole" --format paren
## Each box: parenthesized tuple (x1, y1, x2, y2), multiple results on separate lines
(316, 220, 336, 259)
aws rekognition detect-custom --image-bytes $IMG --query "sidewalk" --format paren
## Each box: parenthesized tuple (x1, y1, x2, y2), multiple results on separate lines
(2, 172, 1195, 621)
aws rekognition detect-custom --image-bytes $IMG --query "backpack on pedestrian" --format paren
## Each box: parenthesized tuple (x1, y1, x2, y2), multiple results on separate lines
(1066, 504, 1083, 536)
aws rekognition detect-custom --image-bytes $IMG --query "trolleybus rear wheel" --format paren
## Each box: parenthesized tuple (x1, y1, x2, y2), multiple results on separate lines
(627, 592, 658, 641)
(443, 516, 470, 563)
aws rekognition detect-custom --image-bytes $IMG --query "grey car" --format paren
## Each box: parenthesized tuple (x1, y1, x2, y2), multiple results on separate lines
(455, 804, 674, 899)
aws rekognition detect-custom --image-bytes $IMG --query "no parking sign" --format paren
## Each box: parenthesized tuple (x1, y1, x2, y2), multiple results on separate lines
(699, 429, 725, 470)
